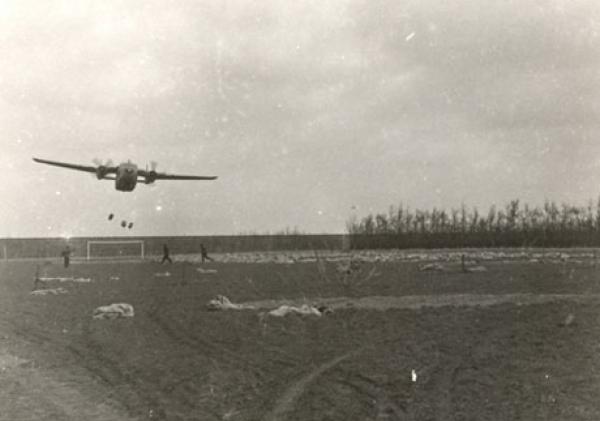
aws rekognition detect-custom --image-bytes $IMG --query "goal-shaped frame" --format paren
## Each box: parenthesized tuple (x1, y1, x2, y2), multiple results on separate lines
(86, 240, 145, 260)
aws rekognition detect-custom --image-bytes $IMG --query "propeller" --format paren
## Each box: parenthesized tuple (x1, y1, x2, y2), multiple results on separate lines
(92, 158, 114, 180)
(92, 158, 114, 167)
(144, 161, 159, 184)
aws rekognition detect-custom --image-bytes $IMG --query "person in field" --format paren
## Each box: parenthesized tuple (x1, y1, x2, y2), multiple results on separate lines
(61, 246, 72, 268)
(161, 243, 173, 264)
(33, 265, 42, 290)
(200, 243, 214, 263)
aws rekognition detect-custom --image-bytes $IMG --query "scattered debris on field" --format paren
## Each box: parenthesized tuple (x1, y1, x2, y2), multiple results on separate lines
(109, 276, 120, 281)
(562, 313, 575, 326)
(197, 268, 218, 274)
(30, 287, 68, 296)
(206, 295, 255, 311)
(93, 303, 135, 320)
(418, 262, 487, 272)
(419, 263, 445, 272)
(148, 408, 167, 420)
(540, 393, 557, 404)
(412, 369, 417, 382)
(336, 260, 361, 275)
(222, 409, 239, 420)
(199, 249, 600, 265)
(0, 353, 31, 371)
(154, 272, 171, 277)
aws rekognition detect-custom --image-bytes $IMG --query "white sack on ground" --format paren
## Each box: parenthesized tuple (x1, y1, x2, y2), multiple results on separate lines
(268, 304, 323, 317)
(38, 277, 92, 283)
(206, 295, 254, 311)
(93, 303, 135, 320)
(30, 287, 68, 296)
(154, 272, 171, 277)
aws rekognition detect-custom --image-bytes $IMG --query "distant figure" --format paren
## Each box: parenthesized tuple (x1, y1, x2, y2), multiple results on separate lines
(200, 243, 213, 263)
(61, 246, 72, 268)
(161, 244, 173, 264)
(108, 213, 114, 221)
(128, 222, 134, 229)
(33, 265, 42, 291)
(121, 220, 127, 228)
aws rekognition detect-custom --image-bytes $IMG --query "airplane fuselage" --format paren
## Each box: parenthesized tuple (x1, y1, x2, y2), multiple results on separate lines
(115, 163, 138, 191)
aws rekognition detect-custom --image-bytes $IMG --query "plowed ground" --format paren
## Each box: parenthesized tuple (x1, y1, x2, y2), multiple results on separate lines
(1, 255, 600, 420)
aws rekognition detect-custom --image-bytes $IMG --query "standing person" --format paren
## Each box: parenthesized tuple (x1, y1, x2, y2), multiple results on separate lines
(33, 264, 42, 291)
(161, 243, 173, 264)
(61, 246, 72, 268)
(200, 243, 214, 263)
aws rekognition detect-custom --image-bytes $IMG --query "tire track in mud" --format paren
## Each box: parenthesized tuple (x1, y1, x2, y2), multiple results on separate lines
(245, 289, 600, 419)
(147, 306, 306, 415)
(290, 347, 450, 421)
(147, 298, 307, 372)
(0, 357, 137, 421)
(7, 319, 155, 419)
(147, 309, 269, 375)
(262, 311, 512, 421)
(411, 333, 479, 421)
(145, 309, 243, 412)
(339, 372, 408, 420)
(338, 316, 508, 421)
(264, 351, 358, 421)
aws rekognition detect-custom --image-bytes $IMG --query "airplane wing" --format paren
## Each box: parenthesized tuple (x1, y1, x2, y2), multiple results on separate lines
(33, 158, 117, 175)
(153, 174, 218, 180)
(138, 169, 217, 181)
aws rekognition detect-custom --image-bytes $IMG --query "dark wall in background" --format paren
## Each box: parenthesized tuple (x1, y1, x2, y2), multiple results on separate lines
(347, 231, 600, 250)
(0, 235, 349, 259)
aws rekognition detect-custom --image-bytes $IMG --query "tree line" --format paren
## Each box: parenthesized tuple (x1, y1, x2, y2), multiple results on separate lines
(346, 199, 600, 249)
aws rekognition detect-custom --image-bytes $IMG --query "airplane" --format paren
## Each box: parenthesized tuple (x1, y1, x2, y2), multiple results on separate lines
(33, 157, 217, 192)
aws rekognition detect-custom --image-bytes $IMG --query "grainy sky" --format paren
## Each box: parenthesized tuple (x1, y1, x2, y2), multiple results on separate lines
(1, 0, 600, 237)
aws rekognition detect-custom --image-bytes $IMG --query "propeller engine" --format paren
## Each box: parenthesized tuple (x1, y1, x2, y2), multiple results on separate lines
(93, 158, 114, 180)
(144, 161, 158, 184)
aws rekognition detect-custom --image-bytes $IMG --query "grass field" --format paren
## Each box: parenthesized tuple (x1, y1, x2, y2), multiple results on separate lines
(1, 250, 600, 420)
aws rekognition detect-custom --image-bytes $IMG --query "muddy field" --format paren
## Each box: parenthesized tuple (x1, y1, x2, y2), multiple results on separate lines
(1, 251, 600, 420)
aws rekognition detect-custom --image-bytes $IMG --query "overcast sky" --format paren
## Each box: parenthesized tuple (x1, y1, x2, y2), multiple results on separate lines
(2, 0, 600, 237)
